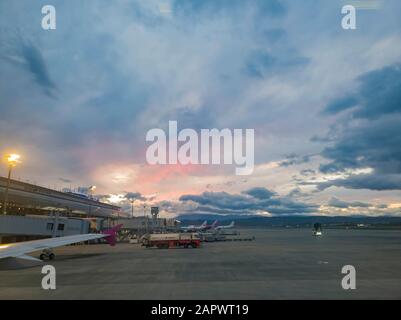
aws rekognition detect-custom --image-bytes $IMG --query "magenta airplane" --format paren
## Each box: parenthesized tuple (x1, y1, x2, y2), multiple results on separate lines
(203, 220, 218, 231)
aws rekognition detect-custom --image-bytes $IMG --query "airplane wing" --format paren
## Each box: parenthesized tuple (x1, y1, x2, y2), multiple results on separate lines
(0, 233, 106, 261)
(0, 224, 123, 262)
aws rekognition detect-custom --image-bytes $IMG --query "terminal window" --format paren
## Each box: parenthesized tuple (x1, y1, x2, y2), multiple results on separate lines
(57, 224, 65, 231)
(46, 223, 54, 230)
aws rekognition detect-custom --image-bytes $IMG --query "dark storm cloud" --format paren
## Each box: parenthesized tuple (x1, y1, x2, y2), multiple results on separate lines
(19, 41, 56, 97)
(319, 116, 401, 174)
(317, 173, 401, 191)
(328, 197, 370, 209)
(179, 187, 317, 216)
(180, 191, 254, 211)
(317, 64, 401, 190)
(322, 95, 358, 115)
(323, 64, 401, 119)
(242, 187, 276, 199)
(1, 35, 56, 97)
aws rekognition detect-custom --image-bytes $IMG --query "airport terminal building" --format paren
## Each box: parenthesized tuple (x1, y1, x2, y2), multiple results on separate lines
(0, 177, 178, 244)
(0, 177, 123, 243)
(0, 177, 122, 218)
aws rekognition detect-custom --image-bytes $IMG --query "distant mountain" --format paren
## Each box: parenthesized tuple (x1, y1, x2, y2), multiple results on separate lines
(176, 214, 401, 227)
(176, 213, 257, 222)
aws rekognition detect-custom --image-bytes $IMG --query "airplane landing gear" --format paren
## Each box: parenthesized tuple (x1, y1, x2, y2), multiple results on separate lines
(39, 249, 55, 260)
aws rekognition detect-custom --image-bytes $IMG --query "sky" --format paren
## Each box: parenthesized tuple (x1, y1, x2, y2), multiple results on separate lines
(1, 0, 401, 218)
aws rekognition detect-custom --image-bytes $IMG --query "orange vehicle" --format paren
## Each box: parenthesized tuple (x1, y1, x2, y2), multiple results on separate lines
(144, 233, 201, 249)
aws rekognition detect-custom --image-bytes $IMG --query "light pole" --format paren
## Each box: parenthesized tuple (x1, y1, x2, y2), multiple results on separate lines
(2, 154, 21, 215)
(130, 199, 135, 218)
(143, 204, 148, 234)
(88, 185, 96, 196)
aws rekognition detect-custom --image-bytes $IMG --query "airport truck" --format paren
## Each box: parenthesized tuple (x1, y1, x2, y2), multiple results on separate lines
(143, 233, 201, 249)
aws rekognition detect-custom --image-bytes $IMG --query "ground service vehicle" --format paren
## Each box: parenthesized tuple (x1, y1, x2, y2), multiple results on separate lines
(144, 233, 201, 249)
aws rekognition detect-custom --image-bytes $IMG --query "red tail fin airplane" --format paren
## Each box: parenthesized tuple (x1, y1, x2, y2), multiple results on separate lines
(204, 220, 218, 231)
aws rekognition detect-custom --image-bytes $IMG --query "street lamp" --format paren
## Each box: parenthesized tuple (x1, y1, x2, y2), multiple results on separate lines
(143, 204, 148, 234)
(130, 199, 135, 218)
(88, 185, 96, 198)
(2, 154, 21, 215)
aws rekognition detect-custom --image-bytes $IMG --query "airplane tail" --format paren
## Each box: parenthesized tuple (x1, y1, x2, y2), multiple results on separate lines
(101, 224, 123, 246)
(201, 221, 207, 227)
(212, 220, 218, 228)
(230, 221, 235, 227)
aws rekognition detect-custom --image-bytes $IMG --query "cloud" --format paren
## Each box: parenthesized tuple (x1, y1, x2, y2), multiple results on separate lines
(317, 63, 401, 190)
(244, 49, 309, 79)
(179, 187, 317, 216)
(125, 192, 146, 201)
(173, 0, 287, 18)
(322, 64, 401, 119)
(241, 187, 276, 199)
(1, 0, 401, 216)
(319, 115, 401, 174)
(317, 173, 401, 191)
(287, 187, 310, 199)
(300, 169, 315, 176)
(1, 36, 57, 97)
(280, 153, 312, 167)
(322, 95, 358, 115)
(328, 197, 370, 209)
(21, 41, 56, 96)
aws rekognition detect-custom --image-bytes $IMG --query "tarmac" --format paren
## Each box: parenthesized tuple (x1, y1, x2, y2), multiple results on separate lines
(1, 228, 401, 299)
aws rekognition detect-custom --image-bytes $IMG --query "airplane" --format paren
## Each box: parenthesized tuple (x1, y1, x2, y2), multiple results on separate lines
(0, 224, 123, 262)
(203, 220, 218, 231)
(214, 221, 235, 231)
(180, 221, 207, 232)
(181, 220, 218, 232)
